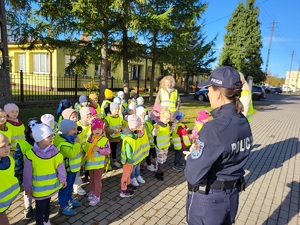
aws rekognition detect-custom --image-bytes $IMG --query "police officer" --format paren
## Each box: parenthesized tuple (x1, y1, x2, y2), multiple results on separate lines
(184, 66, 253, 225)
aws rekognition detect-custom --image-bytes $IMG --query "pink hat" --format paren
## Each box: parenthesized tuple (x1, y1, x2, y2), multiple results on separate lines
(4, 103, 19, 114)
(62, 108, 76, 119)
(128, 114, 142, 130)
(152, 104, 163, 113)
(89, 107, 97, 116)
(91, 118, 104, 131)
(196, 110, 209, 122)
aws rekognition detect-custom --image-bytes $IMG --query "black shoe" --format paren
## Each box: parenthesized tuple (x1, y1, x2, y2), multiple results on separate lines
(155, 172, 164, 181)
(172, 165, 184, 171)
(24, 206, 33, 220)
(127, 184, 138, 191)
(161, 172, 164, 176)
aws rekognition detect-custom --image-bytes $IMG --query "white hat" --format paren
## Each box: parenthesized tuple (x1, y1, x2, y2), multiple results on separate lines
(118, 91, 125, 98)
(136, 97, 144, 106)
(32, 124, 53, 142)
(136, 106, 146, 116)
(113, 97, 121, 104)
(41, 114, 55, 130)
(128, 103, 137, 111)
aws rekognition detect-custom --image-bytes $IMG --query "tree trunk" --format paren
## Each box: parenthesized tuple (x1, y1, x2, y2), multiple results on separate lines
(122, 27, 130, 100)
(149, 32, 157, 103)
(100, 29, 109, 102)
(0, 0, 12, 105)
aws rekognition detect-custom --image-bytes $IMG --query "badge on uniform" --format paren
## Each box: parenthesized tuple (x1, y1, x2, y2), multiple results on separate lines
(190, 139, 205, 159)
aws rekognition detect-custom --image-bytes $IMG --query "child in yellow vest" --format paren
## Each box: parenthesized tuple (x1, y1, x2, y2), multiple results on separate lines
(0, 134, 20, 225)
(4, 103, 25, 155)
(84, 118, 111, 206)
(0, 108, 13, 146)
(120, 114, 142, 197)
(172, 112, 191, 171)
(23, 124, 67, 225)
(152, 108, 171, 181)
(89, 93, 101, 118)
(190, 110, 210, 143)
(104, 102, 124, 168)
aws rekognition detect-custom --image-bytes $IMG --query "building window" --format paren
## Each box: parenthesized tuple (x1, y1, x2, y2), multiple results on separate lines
(18, 53, 26, 72)
(33, 53, 49, 74)
(95, 64, 101, 77)
(131, 64, 142, 80)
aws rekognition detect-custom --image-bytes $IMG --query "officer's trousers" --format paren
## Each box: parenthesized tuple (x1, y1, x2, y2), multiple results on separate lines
(186, 187, 239, 225)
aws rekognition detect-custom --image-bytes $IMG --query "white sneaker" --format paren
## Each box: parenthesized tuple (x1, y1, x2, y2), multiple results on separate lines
(130, 178, 139, 186)
(136, 176, 146, 184)
(73, 186, 86, 195)
(88, 192, 95, 201)
(43, 221, 51, 225)
(89, 196, 100, 206)
(113, 161, 122, 168)
(147, 164, 157, 172)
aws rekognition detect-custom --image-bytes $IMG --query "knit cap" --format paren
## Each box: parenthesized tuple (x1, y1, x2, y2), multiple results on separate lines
(118, 91, 125, 98)
(26, 117, 42, 133)
(128, 114, 142, 130)
(128, 102, 137, 111)
(136, 97, 144, 106)
(152, 104, 163, 113)
(104, 89, 114, 99)
(79, 107, 91, 119)
(32, 124, 53, 142)
(113, 97, 121, 104)
(89, 93, 98, 101)
(4, 103, 19, 114)
(79, 95, 89, 104)
(60, 119, 77, 135)
(57, 99, 72, 116)
(136, 106, 146, 116)
(91, 118, 104, 131)
(62, 108, 76, 119)
(90, 107, 97, 116)
(41, 114, 55, 130)
(174, 111, 184, 121)
(196, 110, 209, 122)
(110, 102, 119, 112)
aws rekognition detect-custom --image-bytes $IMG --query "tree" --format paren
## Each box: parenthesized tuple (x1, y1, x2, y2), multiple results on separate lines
(0, 0, 12, 106)
(219, 0, 265, 83)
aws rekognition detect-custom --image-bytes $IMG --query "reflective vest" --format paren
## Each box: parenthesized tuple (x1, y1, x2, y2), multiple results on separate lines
(99, 100, 111, 118)
(156, 123, 171, 149)
(54, 136, 82, 173)
(139, 127, 150, 160)
(84, 137, 108, 170)
(160, 89, 178, 112)
(77, 122, 91, 145)
(0, 156, 20, 213)
(7, 123, 25, 151)
(241, 90, 254, 122)
(25, 149, 63, 199)
(18, 141, 33, 155)
(94, 104, 101, 118)
(105, 115, 122, 139)
(0, 126, 13, 144)
(121, 136, 141, 165)
(195, 123, 204, 133)
(172, 123, 191, 150)
(145, 121, 155, 148)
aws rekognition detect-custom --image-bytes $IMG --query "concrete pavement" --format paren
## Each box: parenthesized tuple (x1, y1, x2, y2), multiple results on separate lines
(7, 93, 300, 225)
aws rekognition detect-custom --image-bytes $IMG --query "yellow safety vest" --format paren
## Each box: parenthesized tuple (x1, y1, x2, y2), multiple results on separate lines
(54, 136, 82, 173)
(241, 90, 254, 122)
(145, 121, 155, 148)
(0, 127, 13, 144)
(121, 136, 141, 165)
(18, 141, 33, 155)
(0, 156, 20, 213)
(105, 115, 123, 139)
(139, 127, 150, 160)
(25, 149, 63, 199)
(160, 89, 178, 112)
(7, 123, 25, 151)
(172, 123, 191, 150)
(84, 137, 108, 170)
(195, 123, 204, 133)
(156, 123, 171, 149)
(99, 100, 111, 118)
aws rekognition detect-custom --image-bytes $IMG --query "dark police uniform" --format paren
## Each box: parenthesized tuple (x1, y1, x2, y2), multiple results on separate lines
(185, 102, 252, 225)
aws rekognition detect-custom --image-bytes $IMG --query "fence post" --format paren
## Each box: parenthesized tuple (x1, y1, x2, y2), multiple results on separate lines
(74, 74, 78, 100)
(20, 70, 24, 103)
(111, 76, 114, 89)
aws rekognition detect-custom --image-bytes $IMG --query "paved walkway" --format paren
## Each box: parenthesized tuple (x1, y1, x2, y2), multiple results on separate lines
(7, 94, 300, 225)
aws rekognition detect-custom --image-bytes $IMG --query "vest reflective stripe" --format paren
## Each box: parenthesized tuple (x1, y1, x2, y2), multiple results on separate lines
(139, 128, 150, 160)
(19, 141, 33, 155)
(84, 137, 108, 170)
(121, 136, 140, 165)
(145, 122, 155, 147)
(160, 89, 178, 112)
(156, 124, 171, 149)
(0, 156, 20, 213)
(26, 150, 63, 198)
(56, 139, 82, 173)
(172, 123, 191, 150)
(105, 116, 122, 138)
(241, 90, 254, 122)
(6, 123, 25, 150)
(99, 100, 111, 118)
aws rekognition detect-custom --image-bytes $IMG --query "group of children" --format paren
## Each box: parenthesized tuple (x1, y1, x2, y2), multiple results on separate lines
(0, 88, 210, 225)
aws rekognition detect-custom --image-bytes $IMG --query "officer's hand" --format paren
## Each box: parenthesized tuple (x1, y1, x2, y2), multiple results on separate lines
(25, 190, 32, 197)
(62, 182, 67, 188)
(183, 150, 191, 160)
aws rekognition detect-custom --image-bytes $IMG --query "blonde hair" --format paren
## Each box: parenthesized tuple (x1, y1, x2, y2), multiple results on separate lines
(160, 76, 176, 89)
(160, 108, 171, 120)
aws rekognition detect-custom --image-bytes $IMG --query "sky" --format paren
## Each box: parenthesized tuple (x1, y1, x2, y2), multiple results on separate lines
(202, 0, 300, 78)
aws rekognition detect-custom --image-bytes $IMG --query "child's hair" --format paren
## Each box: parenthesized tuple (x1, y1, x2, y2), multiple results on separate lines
(160, 108, 171, 120)
(0, 133, 9, 145)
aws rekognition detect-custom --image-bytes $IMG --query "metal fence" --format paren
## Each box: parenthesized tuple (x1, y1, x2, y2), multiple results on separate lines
(10, 71, 151, 103)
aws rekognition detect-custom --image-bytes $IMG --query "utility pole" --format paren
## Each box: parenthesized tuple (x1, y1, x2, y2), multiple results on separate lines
(287, 50, 294, 93)
(0, 0, 13, 105)
(264, 20, 276, 76)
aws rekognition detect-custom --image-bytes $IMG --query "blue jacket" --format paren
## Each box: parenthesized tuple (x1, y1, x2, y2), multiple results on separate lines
(185, 102, 253, 185)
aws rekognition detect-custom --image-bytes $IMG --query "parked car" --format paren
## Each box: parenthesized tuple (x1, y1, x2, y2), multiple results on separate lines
(194, 86, 209, 102)
(252, 85, 265, 101)
(262, 86, 271, 93)
(270, 87, 282, 94)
